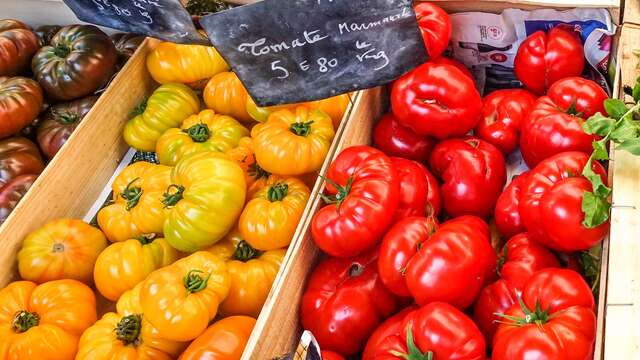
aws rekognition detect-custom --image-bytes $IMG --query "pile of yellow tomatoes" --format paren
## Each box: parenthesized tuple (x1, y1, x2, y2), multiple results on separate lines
(0, 40, 348, 359)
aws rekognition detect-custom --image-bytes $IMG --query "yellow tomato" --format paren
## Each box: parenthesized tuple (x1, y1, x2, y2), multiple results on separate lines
(139, 251, 231, 342)
(156, 109, 249, 166)
(252, 106, 335, 175)
(93, 237, 180, 301)
(146, 42, 229, 84)
(97, 162, 172, 242)
(207, 230, 285, 317)
(203, 72, 252, 123)
(178, 316, 256, 360)
(239, 177, 310, 250)
(17, 218, 107, 285)
(246, 94, 350, 127)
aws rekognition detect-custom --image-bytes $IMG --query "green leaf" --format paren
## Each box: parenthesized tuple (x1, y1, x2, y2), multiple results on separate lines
(582, 191, 611, 228)
(604, 99, 628, 120)
(582, 113, 615, 136)
(610, 118, 640, 143)
(582, 158, 612, 198)
(592, 140, 609, 161)
(633, 76, 640, 103)
(616, 138, 640, 156)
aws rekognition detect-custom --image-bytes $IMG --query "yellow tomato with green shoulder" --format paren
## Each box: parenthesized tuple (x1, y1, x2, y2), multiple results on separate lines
(93, 236, 180, 301)
(162, 151, 246, 252)
(156, 109, 249, 166)
(239, 177, 310, 250)
(124, 83, 200, 151)
(17, 218, 107, 285)
(207, 229, 285, 317)
(139, 251, 231, 342)
(146, 42, 229, 85)
(252, 106, 335, 176)
(203, 71, 252, 123)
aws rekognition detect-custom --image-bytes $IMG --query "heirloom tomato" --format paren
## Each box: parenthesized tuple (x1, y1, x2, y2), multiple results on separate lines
(147, 42, 229, 85)
(493, 269, 596, 360)
(207, 229, 285, 317)
(322, 351, 345, 360)
(300, 248, 405, 356)
(239, 177, 310, 250)
(162, 151, 246, 252)
(0, 174, 37, 225)
(429, 56, 474, 80)
(515, 26, 584, 95)
(97, 161, 172, 242)
(246, 94, 350, 127)
(406, 216, 496, 308)
(34, 25, 62, 47)
(413, 2, 451, 59)
(391, 157, 441, 221)
(520, 151, 609, 251)
(368, 302, 486, 360)
(475, 89, 537, 154)
(378, 216, 438, 297)
(520, 77, 608, 167)
(473, 279, 518, 346)
(252, 106, 335, 176)
(0, 279, 97, 360)
(0, 20, 39, 76)
(156, 109, 249, 166)
(373, 113, 436, 163)
(0, 77, 43, 138)
(124, 83, 200, 152)
(110, 32, 145, 63)
(311, 146, 399, 257)
(391, 62, 482, 139)
(495, 171, 530, 239)
(179, 316, 256, 360)
(429, 137, 506, 218)
(93, 236, 180, 301)
(18, 218, 108, 285)
(140, 251, 231, 342)
(0, 136, 44, 187)
(36, 95, 98, 158)
(362, 306, 418, 360)
(203, 71, 252, 123)
(32, 25, 117, 100)
(225, 136, 272, 196)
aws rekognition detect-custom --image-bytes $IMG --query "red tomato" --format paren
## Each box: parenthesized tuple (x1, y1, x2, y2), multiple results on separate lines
(520, 77, 608, 167)
(362, 306, 418, 360)
(391, 62, 482, 139)
(405, 216, 496, 308)
(429, 56, 474, 80)
(414, 2, 451, 59)
(429, 137, 506, 218)
(369, 302, 486, 359)
(312, 146, 399, 257)
(493, 269, 596, 359)
(391, 157, 441, 221)
(475, 89, 537, 154)
(373, 113, 436, 163)
(322, 351, 345, 360)
(495, 172, 530, 239)
(378, 216, 438, 297)
(473, 279, 519, 346)
(520, 151, 609, 252)
(514, 26, 585, 94)
(300, 248, 405, 356)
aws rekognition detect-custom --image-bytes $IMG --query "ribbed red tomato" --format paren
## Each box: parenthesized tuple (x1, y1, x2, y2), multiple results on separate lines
(495, 171, 530, 239)
(373, 113, 435, 163)
(413, 2, 451, 59)
(362, 306, 417, 360)
(391, 157, 441, 221)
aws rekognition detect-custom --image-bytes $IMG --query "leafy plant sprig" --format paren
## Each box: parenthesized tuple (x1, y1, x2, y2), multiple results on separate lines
(581, 76, 640, 228)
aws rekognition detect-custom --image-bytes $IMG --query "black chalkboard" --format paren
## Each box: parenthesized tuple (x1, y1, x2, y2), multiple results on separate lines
(62, 0, 208, 45)
(200, 0, 427, 106)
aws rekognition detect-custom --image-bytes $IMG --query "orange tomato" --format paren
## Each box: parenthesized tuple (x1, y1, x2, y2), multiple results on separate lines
(17, 218, 108, 285)
(203, 72, 252, 123)
(225, 137, 273, 197)
(178, 316, 256, 360)
(0, 280, 97, 360)
(305, 94, 351, 128)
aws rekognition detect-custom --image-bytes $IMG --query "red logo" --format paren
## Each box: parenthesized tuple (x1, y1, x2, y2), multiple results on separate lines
(487, 26, 503, 40)
(490, 53, 507, 62)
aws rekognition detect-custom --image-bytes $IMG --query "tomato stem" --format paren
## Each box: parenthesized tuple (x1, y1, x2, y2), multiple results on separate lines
(496, 245, 508, 277)
(115, 314, 142, 345)
(564, 100, 584, 117)
(389, 327, 433, 360)
(135, 234, 156, 245)
(267, 182, 289, 202)
(53, 44, 70, 58)
(163, 185, 185, 208)
(348, 263, 364, 277)
(12, 311, 39, 333)
(183, 123, 210, 143)
(248, 162, 270, 180)
(234, 240, 262, 262)
(183, 269, 211, 293)
(495, 296, 551, 326)
(120, 177, 143, 211)
(132, 101, 147, 116)
(53, 110, 80, 125)
(52, 243, 65, 253)
(289, 120, 314, 136)
(318, 175, 353, 209)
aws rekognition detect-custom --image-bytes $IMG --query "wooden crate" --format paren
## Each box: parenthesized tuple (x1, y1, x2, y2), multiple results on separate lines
(242, 1, 623, 359)
(623, 0, 640, 25)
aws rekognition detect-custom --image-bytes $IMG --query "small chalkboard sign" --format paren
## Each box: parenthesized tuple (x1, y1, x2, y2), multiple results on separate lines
(62, 0, 207, 45)
(201, 0, 427, 106)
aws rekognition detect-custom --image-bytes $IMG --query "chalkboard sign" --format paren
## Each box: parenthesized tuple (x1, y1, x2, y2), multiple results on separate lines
(201, 0, 427, 106)
(62, 0, 208, 45)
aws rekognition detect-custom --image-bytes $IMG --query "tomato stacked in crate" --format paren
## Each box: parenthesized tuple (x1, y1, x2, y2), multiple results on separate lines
(302, 3, 615, 360)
